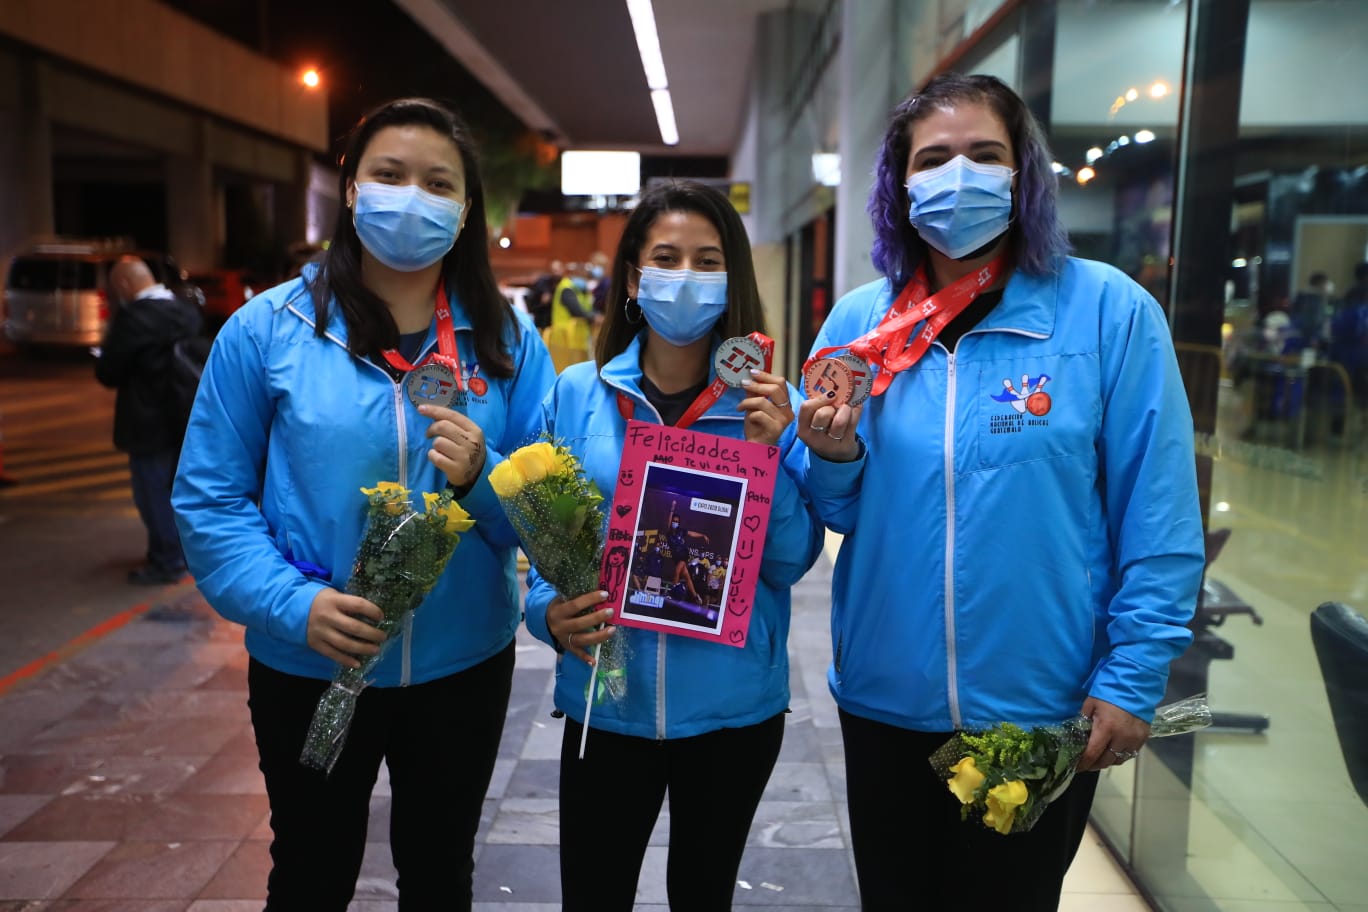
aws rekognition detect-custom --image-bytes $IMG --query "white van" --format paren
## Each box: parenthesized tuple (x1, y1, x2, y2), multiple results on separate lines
(3, 240, 196, 349)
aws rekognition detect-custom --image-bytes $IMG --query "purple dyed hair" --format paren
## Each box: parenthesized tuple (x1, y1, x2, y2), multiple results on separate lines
(868, 72, 1069, 285)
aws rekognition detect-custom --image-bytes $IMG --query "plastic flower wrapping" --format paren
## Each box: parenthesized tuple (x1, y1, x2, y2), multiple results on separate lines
(489, 440, 628, 702)
(929, 694, 1213, 835)
(299, 482, 474, 774)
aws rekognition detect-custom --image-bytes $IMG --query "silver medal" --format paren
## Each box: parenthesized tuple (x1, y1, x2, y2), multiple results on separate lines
(713, 336, 767, 388)
(838, 354, 875, 408)
(405, 361, 460, 409)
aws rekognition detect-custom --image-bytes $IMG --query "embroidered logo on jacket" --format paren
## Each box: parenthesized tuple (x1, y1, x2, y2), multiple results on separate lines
(461, 360, 489, 400)
(988, 374, 1052, 433)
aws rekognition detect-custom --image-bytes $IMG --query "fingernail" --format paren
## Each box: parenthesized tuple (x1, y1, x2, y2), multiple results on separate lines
(741, 378, 754, 386)
(599, 591, 610, 599)
(749, 368, 761, 374)
(603, 608, 614, 618)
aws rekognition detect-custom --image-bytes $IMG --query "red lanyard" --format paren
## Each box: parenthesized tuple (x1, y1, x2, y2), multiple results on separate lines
(805, 257, 1003, 397)
(379, 285, 463, 392)
(616, 332, 774, 429)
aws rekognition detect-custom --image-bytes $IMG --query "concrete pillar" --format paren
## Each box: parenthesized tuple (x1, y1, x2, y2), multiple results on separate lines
(164, 116, 215, 272)
(835, 0, 903, 298)
(275, 147, 312, 258)
(0, 54, 55, 260)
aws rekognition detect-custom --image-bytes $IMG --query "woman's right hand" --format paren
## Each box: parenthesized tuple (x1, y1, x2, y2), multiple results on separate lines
(546, 590, 615, 666)
(306, 589, 387, 668)
(796, 397, 863, 463)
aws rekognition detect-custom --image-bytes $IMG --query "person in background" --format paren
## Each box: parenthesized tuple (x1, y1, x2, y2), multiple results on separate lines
(1291, 271, 1334, 352)
(588, 250, 611, 315)
(525, 180, 824, 911)
(1330, 261, 1368, 426)
(172, 97, 555, 911)
(795, 73, 1203, 910)
(528, 258, 563, 330)
(547, 260, 598, 355)
(95, 256, 203, 585)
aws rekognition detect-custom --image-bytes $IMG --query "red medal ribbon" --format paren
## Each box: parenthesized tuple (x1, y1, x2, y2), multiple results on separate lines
(803, 257, 1003, 397)
(617, 331, 774, 429)
(380, 285, 463, 392)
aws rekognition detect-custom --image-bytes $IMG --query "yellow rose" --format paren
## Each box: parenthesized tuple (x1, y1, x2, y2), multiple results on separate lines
(946, 756, 985, 805)
(361, 481, 410, 515)
(982, 779, 1029, 835)
(422, 491, 476, 533)
(488, 458, 528, 497)
(509, 442, 559, 485)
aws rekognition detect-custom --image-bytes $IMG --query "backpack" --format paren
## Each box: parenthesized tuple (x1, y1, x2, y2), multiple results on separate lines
(167, 334, 213, 428)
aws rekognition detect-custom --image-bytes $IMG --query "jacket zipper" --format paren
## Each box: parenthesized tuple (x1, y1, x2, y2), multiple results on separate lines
(943, 352, 962, 729)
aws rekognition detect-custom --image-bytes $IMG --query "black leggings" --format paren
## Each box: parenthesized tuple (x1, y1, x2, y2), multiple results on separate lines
(840, 708, 1098, 912)
(247, 640, 514, 912)
(558, 713, 785, 911)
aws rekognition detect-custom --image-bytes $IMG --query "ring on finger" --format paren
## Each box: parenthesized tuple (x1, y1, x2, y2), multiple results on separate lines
(567, 632, 576, 649)
(772, 398, 790, 408)
(829, 433, 844, 441)
(811, 424, 829, 432)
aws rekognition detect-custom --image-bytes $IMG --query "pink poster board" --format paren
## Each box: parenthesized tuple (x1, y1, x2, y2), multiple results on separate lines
(598, 420, 780, 648)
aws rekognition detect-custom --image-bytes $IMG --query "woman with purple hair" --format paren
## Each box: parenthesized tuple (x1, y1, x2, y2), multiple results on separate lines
(794, 73, 1204, 909)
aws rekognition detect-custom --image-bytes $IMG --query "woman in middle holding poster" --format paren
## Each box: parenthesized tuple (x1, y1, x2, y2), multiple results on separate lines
(524, 180, 824, 912)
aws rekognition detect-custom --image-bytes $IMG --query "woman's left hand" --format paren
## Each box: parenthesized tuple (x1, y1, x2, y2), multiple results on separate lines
(1077, 696, 1152, 772)
(419, 404, 487, 488)
(739, 370, 795, 446)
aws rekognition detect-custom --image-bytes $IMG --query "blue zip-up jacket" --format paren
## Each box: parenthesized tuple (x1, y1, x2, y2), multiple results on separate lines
(172, 267, 556, 685)
(524, 334, 825, 739)
(801, 257, 1203, 732)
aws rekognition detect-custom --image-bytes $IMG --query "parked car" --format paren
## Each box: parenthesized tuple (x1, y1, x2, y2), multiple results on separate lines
(2, 239, 200, 350)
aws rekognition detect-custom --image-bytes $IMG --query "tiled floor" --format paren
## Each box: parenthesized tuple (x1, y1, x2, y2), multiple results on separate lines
(0, 557, 1147, 910)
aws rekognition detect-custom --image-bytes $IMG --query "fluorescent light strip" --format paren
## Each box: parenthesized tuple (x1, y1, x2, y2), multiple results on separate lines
(627, 0, 678, 145)
(626, 0, 669, 89)
(650, 89, 680, 146)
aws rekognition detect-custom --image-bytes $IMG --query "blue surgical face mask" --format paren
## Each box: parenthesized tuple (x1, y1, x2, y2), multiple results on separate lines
(589, 264, 605, 280)
(353, 182, 464, 272)
(636, 267, 729, 347)
(905, 155, 1014, 260)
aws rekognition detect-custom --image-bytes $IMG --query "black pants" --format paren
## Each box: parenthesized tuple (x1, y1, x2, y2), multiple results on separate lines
(128, 447, 185, 572)
(247, 640, 514, 912)
(559, 712, 785, 911)
(840, 708, 1098, 912)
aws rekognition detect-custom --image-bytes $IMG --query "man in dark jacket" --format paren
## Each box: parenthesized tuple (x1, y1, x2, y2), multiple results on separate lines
(95, 256, 203, 584)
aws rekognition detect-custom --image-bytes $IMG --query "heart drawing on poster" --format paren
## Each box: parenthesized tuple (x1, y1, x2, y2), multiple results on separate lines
(743, 515, 761, 533)
(615, 504, 632, 518)
(729, 628, 746, 644)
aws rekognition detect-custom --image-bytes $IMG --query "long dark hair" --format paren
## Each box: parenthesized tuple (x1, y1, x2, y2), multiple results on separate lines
(868, 73, 1069, 286)
(596, 181, 765, 368)
(310, 97, 516, 376)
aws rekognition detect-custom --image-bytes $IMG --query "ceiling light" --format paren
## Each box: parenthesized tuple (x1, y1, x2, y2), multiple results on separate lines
(651, 89, 680, 146)
(1232, 258, 1248, 268)
(1077, 167, 1096, 185)
(626, 0, 669, 90)
(301, 68, 321, 89)
(813, 153, 841, 186)
(498, 236, 511, 249)
(1085, 147, 1103, 163)
(1134, 130, 1156, 144)
(1125, 87, 1139, 102)
(1150, 81, 1170, 98)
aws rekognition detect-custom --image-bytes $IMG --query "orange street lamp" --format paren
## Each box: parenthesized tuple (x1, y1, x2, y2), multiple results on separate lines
(301, 68, 321, 89)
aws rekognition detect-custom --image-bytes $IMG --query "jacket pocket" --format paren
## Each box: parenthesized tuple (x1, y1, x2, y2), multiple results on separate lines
(971, 353, 1099, 470)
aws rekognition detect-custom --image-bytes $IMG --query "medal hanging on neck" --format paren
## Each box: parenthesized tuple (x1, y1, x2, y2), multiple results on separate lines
(616, 332, 775, 429)
(802, 256, 1004, 407)
(381, 285, 464, 410)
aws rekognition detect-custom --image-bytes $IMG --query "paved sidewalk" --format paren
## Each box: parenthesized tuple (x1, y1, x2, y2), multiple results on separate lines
(0, 557, 860, 910)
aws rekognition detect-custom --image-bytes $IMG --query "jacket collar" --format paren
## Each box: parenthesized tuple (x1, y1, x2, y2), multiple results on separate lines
(968, 264, 1060, 339)
(600, 331, 748, 417)
(280, 262, 476, 348)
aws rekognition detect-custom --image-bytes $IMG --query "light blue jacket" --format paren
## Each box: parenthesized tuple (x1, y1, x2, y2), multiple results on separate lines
(801, 257, 1203, 731)
(172, 268, 556, 685)
(524, 334, 825, 739)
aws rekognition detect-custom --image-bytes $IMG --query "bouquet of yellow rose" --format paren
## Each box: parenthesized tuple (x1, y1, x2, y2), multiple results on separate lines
(930, 695, 1212, 834)
(489, 440, 627, 705)
(300, 482, 474, 774)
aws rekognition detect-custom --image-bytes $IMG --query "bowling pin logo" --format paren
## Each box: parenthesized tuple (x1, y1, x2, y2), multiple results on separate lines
(990, 373, 1053, 416)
